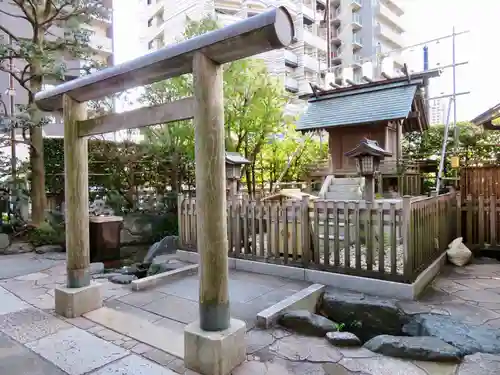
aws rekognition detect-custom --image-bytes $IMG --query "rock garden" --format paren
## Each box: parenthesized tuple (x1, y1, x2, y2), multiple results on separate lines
(90, 235, 188, 285)
(277, 286, 500, 364)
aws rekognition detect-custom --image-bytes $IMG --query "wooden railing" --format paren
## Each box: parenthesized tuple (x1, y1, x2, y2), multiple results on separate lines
(405, 193, 457, 277)
(459, 193, 500, 249)
(306, 158, 421, 176)
(178, 193, 457, 283)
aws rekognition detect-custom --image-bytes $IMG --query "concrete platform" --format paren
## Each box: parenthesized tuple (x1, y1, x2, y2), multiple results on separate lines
(109, 269, 311, 331)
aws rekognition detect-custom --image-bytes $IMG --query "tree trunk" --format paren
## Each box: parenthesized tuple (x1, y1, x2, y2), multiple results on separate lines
(29, 61, 47, 226)
(30, 119, 47, 225)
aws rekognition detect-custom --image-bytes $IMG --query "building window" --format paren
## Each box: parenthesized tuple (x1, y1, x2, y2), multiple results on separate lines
(148, 18, 153, 27)
(148, 41, 154, 50)
(147, 0, 152, 4)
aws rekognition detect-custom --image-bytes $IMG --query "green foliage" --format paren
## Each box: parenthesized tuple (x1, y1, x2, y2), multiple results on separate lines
(149, 214, 178, 242)
(27, 222, 65, 247)
(404, 122, 500, 164)
(139, 15, 328, 195)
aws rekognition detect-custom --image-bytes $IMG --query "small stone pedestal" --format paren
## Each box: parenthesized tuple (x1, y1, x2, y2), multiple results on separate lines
(184, 318, 246, 375)
(55, 283, 102, 318)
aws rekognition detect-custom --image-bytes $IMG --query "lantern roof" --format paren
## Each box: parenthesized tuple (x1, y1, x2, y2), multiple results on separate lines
(225, 152, 250, 165)
(344, 138, 392, 159)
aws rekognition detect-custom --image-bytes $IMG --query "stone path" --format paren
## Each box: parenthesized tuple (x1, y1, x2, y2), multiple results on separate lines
(0, 253, 500, 374)
(0, 252, 64, 280)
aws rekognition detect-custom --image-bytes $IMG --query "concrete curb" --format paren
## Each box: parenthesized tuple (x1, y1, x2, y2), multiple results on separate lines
(175, 250, 446, 300)
(256, 283, 325, 329)
(130, 264, 198, 291)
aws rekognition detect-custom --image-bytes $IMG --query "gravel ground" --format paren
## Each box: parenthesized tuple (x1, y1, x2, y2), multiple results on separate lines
(245, 234, 404, 275)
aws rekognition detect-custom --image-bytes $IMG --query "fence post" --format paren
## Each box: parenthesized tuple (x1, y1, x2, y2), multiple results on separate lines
(402, 195, 412, 280)
(301, 196, 311, 267)
(466, 194, 473, 246)
(455, 192, 461, 239)
(177, 193, 184, 248)
(478, 194, 485, 248)
(490, 194, 496, 246)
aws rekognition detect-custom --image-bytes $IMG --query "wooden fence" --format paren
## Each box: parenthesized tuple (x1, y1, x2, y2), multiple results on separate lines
(458, 193, 500, 249)
(178, 193, 457, 283)
(460, 165, 500, 199)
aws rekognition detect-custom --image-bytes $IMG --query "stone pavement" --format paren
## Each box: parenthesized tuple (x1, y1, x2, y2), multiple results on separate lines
(0, 252, 64, 280)
(0, 255, 500, 374)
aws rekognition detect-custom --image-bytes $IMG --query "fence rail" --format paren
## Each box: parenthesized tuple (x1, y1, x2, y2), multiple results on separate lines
(458, 193, 500, 248)
(178, 193, 457, 283)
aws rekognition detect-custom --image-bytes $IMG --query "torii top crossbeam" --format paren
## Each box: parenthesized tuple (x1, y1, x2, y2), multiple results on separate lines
(35, 7, 294, 111)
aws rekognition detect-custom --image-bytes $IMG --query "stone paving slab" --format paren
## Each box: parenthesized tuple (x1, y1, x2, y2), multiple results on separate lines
(0, 253, 63, 280)
(0, 331, 68, 375)
(90, 354, 178, 375)
(26, 327, 129, 375)
(0, 307, 71, 343)
(0, 286, 29, 315)
(141, 294, 198, 324)
(85, 307, 184, 359)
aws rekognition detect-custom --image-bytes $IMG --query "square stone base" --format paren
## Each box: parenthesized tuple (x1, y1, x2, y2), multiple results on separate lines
(184, 318, 246, 375)
(55, 283, 102, 318)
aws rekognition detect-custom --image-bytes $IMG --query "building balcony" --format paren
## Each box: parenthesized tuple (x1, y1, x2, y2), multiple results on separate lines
(352, 54, 362, 68)
(301, 2, 315, 21)
(352, 12, 362, 30)
(284, 50, 299, 68)
(331, 6, 342, 26)
(285, 76, 299, 93)
(384, 0, 404, 16)
(303, 29, 327, 51)
(215, 0, 244, 13)
(331, 47, 343, 64)
(376, 2, 405, 33)
(303, 54, 321, 72)
(331, 27, 343, 46)
(352, 34, 363, 49)
(351, 0, 362, 11)
(90, 34, 113, 54)
(376, 23, 404, 49)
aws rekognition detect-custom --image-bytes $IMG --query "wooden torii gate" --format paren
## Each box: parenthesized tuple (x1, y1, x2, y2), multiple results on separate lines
(35, 7, 293, 375)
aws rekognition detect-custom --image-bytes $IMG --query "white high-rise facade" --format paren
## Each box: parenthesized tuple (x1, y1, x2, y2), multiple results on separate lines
(138, 0, 407, 115)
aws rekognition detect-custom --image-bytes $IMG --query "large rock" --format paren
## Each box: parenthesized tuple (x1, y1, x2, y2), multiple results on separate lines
(147, 258, 189, 276)
(403, 313, 500, 356)
(325, 331, 361, 347)
(108, 274, 137, 284)
(279, 310, 338, 337)
(90, 262, 105, 275)
(1, 242, 34, 255)
(143, 236, 179, 263)
(363, 335, 462, 362)
(318, 291, 407, 341)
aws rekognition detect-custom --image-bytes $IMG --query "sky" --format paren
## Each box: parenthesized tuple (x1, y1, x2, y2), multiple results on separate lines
(113, 0, 500, 122)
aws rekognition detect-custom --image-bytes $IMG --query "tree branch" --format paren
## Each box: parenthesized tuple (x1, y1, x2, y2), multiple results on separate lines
(0, 25, 19, 42)
(0, 8, 27, 20)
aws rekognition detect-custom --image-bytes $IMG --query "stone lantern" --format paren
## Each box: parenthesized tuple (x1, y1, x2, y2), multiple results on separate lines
(344, 138, 392, 201)
(225, 152, 250, 197)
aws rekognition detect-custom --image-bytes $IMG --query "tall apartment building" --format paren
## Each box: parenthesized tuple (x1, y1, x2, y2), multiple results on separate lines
(139, 0, 330, 115)
(329, 0, 405, 83)
(0, 0, 114, 145)
(139, 0, 406, 113)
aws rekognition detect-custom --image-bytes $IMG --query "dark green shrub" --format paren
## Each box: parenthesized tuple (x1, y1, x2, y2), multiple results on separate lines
(27, 222, 65, 247)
